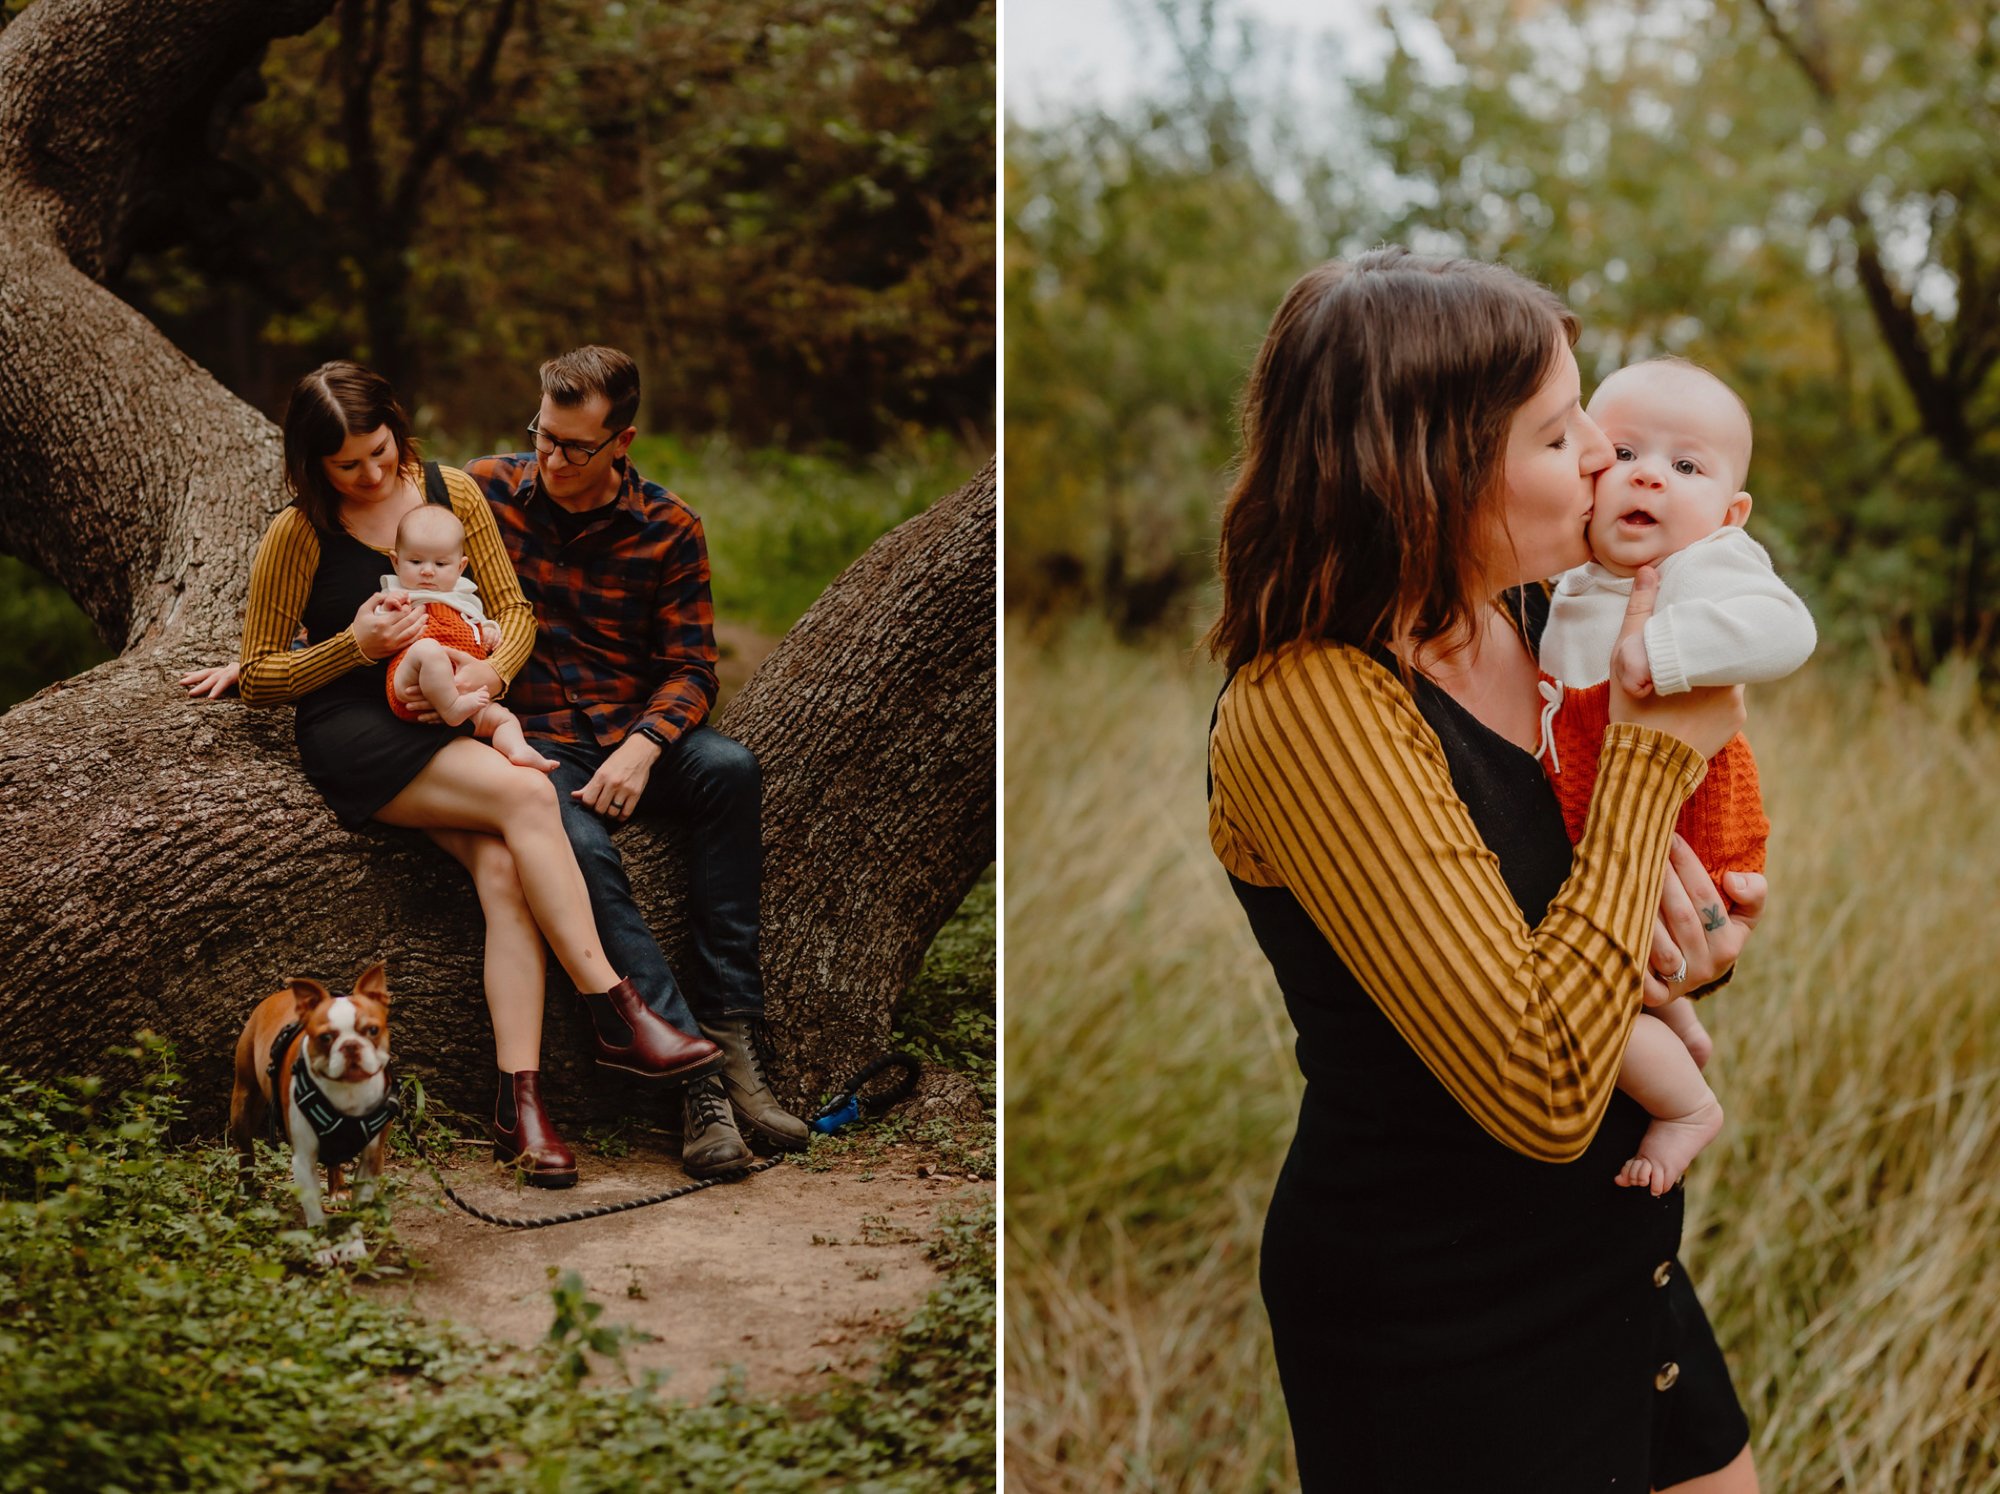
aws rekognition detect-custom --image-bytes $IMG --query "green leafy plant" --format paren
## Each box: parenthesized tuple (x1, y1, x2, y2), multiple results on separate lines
(0, 1039, 995, 1491)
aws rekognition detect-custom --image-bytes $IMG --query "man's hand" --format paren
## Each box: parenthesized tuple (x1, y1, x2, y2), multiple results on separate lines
(1611, 631, 1655, 698)
(572, 733, 664, 822)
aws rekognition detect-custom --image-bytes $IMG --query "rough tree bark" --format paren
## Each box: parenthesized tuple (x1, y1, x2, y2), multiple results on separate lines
(0, 0, 995, 1132)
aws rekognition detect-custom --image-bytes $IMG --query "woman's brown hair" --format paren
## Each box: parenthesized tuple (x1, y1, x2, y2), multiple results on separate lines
(1204, 247, 1578, 672)
(281, 362, 420, 534)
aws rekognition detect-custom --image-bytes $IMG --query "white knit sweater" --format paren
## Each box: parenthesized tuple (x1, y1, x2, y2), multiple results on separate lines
(1540, 526, 1817, 695)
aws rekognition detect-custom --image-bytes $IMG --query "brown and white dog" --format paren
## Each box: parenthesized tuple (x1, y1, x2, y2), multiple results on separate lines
(229, 963, 395, 1265)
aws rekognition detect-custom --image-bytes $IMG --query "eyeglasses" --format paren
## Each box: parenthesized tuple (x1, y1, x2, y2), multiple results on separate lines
(527, 418, 621, 466)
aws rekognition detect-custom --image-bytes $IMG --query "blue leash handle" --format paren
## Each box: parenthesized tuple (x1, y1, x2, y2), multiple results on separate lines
(808, 1052, 922, 1135)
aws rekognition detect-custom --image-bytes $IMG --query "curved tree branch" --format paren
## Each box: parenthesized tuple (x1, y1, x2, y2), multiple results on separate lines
(0, 0, 995, 1134)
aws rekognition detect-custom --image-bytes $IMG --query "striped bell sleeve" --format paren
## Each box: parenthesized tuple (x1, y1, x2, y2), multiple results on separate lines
(1208, 640, 1706, 1162)
(238, 509, 368, 705)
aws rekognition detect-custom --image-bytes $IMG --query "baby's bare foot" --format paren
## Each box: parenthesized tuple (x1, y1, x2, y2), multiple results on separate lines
(1615, 1096, 1724, 1196)
(502, 742, 558, 774)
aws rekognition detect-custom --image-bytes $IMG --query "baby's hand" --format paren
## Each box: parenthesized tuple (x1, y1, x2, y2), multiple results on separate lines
(479, 620, 502, 650)
(1611, 632, 1654, 698)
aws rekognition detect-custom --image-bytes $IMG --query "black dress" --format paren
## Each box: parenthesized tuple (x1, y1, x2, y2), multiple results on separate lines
(294, 468, 472, 827)
(1219, 593, 1749, 1492)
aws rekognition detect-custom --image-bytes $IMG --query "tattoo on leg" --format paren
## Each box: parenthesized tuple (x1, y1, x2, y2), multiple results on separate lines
(1700, 903, 1726, 933)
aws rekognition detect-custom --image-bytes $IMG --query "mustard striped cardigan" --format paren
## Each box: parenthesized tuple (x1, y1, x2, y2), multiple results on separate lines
(1208, 640, 1706, 1162)
(238, 466, 537, 706)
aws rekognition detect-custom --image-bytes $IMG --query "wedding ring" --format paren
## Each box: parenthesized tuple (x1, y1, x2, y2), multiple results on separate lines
(1660, 954, 1689, 984)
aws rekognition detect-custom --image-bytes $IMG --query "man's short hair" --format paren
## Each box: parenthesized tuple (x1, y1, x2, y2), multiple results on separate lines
(540, 346, 641, 434)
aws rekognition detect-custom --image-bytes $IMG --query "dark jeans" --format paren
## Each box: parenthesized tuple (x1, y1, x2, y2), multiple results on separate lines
(538, 727, 764, 1034)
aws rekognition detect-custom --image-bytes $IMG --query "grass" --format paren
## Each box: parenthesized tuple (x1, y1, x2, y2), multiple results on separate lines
(0, 856, 996, 1492)
(898, 867, 998, 1112)
(618, 433, 986, 637)
(1003, 621, 2000, 1492)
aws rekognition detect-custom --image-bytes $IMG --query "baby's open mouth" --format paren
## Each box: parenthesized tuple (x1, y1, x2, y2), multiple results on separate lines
(1618, 508, 1658, 527)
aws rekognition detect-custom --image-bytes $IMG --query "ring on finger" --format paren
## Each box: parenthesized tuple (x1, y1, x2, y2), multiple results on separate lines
(1657, 953, 1689, 984)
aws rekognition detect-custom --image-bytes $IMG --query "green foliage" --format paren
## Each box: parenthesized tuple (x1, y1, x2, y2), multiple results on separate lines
(0, 554, 112, 711)
(1004, 71, 1327, 630)
(1008, 0, 2000, 674)
(543, 1268, 644, 1389)
(791, 869, 996, 1178)
(118, 0, 994, 451)
(612, 433, 982, 636)
(894, 866, 996, 1107)
(1349, 0, 2000, 672)
(0, 1040, 994, 1491)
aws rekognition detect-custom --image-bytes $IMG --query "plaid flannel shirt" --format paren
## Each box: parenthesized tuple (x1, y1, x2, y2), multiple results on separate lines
(464, 452, 718, 748)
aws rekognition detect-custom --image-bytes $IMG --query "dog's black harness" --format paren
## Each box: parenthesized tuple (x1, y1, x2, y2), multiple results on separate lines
(265, 1020, 399, 1168)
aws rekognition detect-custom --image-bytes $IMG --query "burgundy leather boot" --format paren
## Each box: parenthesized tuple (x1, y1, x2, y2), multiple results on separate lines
(492, 1069, 578, 1188)
(578, 976, 724, 1079)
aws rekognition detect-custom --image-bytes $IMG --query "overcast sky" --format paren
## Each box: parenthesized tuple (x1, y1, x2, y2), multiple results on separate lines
(1004, 0, 1397, 122)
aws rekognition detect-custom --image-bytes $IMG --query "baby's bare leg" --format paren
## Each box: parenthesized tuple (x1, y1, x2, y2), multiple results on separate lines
(1614, 1012, 1724, 1196)
(471, 702, 556, 773)
(403, 638, 491, 726)
(1654, 994, 1714, 1070)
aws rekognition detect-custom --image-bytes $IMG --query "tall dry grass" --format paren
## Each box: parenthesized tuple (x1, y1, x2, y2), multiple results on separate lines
(1003, 623, 2000, 1492)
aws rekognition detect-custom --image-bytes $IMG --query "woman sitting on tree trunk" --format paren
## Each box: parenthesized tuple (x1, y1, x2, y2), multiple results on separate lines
(192, 362, 724, 1187)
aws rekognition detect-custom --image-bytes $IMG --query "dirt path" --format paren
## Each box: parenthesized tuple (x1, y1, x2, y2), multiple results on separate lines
(362, 1136, 991, 1400)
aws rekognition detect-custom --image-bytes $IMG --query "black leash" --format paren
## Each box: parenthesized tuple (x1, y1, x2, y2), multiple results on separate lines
(808, 1052, 923, 1135)
(394, 1074, 781, 1230)
(390, 1048, 922, 1230)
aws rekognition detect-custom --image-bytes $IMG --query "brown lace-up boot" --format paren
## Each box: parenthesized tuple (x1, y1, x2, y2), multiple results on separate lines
(491, 1070, 578, 1189)
(680, 1073, 753, 1178)
(578, 976, 724, 1079)
(700, 1015, 808, 1151)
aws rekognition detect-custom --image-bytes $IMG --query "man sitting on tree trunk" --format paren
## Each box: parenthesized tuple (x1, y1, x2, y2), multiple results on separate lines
(450, 346, 809, 1175)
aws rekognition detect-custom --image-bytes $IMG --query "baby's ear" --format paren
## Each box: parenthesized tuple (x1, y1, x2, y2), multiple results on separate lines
(1724, 491, 1752, 528)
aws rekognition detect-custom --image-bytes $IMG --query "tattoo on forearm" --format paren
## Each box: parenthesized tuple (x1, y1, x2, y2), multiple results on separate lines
(1701, 904, 1726, 933)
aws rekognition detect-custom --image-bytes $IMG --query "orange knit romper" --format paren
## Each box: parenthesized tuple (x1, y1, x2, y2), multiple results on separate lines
(1538, 674, 1766, 909)
(384, 603, 488, 721)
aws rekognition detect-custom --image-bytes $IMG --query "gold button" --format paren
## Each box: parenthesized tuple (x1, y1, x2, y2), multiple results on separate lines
(1655, 1362, 1680, 1391)
(1653, 1261, 1672, 1288)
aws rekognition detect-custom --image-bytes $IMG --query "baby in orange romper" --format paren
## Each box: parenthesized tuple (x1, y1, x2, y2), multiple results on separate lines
(1538, 358, 1815, 1195)
(378, 505, 553, 773)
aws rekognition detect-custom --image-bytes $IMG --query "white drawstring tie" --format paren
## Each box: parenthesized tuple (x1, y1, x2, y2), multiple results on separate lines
(1536, 678, 1565, 772)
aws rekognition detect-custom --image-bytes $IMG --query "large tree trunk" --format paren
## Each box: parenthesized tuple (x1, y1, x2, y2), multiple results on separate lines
(0, 0, 995, 1132)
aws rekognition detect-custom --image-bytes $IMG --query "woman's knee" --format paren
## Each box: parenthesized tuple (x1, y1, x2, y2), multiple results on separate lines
(495, 762, 562, 819)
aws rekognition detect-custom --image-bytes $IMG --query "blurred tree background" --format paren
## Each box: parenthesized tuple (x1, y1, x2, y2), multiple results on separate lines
(1006, 0, 2000, 677)
(1, 0, 994, 708)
